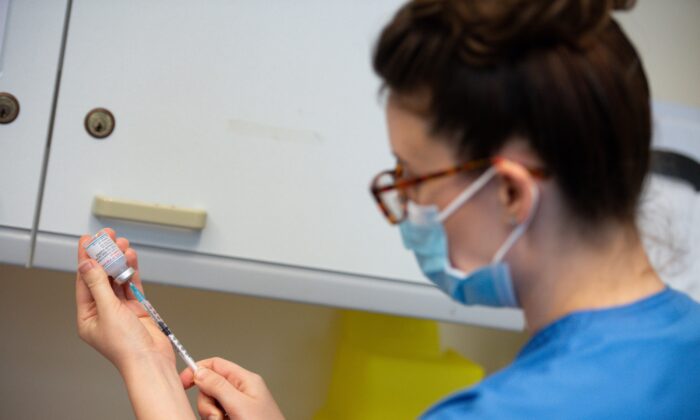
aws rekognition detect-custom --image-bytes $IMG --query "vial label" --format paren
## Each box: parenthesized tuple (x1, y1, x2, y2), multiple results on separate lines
(84, 232, 131, 280)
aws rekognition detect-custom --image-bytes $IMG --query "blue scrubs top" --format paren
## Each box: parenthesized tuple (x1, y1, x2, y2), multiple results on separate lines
(422, 287, 700, 419)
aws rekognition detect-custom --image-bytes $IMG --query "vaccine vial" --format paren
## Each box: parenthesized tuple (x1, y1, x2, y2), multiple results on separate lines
(83, 231, 136, 284)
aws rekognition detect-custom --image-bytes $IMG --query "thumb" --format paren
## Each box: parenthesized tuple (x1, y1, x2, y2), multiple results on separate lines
(194, 367, 245, 414)
(78, 259, 118, 308)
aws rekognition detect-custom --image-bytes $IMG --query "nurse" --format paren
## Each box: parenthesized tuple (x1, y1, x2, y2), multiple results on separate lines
(75, 0, 700, 418)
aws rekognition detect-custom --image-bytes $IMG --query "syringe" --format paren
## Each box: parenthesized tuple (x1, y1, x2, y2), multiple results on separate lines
(128, 282, 199, 373)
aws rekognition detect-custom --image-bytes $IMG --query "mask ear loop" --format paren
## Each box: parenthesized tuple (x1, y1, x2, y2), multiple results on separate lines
(492, 182, 540, 263)
(437, 166, 499, 223)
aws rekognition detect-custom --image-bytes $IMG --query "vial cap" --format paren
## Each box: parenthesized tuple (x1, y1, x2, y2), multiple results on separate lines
(114, 267, 136, 284)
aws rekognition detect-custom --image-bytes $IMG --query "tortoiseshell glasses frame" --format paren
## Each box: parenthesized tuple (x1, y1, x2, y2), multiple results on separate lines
(369, 157, 548, 225)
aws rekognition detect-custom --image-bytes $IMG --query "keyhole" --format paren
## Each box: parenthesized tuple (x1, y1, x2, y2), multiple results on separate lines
(85, 108, 114, 138)
(0, 107, 7, 119)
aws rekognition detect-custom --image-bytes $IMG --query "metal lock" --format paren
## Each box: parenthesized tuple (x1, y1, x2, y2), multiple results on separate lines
(85, 108, 115, 139)
(0, 92, 20, 124)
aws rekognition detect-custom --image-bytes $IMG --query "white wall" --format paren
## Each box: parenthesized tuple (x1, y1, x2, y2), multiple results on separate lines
(616, 0, 700, 108)
(0, 264, 527, 419)
(0, 264, 339, 419)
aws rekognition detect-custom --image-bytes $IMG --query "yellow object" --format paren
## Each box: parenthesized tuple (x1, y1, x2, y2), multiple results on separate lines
(315, 311, 484, 420)
(92, 195, 207, 230)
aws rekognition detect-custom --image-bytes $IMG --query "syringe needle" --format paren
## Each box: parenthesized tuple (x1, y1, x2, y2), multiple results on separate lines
(128, 282, 198, 372)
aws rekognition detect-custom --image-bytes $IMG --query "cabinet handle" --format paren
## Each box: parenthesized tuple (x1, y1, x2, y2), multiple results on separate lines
(93, 196, 207, 230)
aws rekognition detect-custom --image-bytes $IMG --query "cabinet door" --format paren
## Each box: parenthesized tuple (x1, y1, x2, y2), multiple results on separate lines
(0, 0, 69, 264)
(39, 3, 426, 279)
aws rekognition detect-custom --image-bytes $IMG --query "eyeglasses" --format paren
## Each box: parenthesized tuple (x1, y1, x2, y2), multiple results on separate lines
(369, 157, 548, 225)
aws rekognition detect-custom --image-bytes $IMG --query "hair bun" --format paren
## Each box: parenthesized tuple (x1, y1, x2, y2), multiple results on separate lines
(410, 0, 636, 65)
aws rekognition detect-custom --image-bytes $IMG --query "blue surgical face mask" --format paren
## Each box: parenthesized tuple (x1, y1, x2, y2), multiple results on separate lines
(399, 166, 539, 307)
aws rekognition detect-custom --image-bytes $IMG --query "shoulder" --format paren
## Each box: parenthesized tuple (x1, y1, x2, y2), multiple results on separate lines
(419, 363, 576, 419)
(669, 288, 700, 321)
(422, 291, 700, 419)
(422, 347, 700, 419)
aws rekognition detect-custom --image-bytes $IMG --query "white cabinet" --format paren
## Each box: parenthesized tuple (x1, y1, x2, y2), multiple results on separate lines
(31, 0, 524, 329)
(0, 0, 69, 264)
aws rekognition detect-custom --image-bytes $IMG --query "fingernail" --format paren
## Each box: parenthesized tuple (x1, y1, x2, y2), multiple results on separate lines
(78, 260, 95, 274)
(208, 415, 221, 420)
(195, 367, 208, 381)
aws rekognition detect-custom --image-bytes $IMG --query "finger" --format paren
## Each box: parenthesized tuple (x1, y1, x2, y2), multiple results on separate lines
(124, 248, 140, 271)
(114, 280, 127, 300)
(77, 235, 92, 263)
(103, 228, 117, 241)
(193, 367, 246, 415)
(76, 270, 94, 315)
(124, 299, 148, 318)
(197, 391, 226, 420)
(78, 259, 119, 309)
(196, 357, 261, 394)
(76, 236, 96, 309)
(180, 366, 196, 390)
(116, 237, 130, 253)
(123, 248, 144, 300)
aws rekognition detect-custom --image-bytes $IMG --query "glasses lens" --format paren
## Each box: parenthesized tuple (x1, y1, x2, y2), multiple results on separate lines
(375, 172, 406, 223)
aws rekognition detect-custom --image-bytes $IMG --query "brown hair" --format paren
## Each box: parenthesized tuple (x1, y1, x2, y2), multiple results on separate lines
(373, 0, 651, 224)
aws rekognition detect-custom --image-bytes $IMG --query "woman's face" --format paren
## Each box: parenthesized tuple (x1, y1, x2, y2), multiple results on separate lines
(385, 93, 511, 273)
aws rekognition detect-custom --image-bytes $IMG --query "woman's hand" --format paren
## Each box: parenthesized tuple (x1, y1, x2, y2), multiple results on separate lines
(180, 357, 285, 420)
(76, 228, 175, 371)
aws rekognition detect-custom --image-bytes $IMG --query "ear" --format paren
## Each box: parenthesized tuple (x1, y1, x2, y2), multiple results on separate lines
(493, 157, 538, 225)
